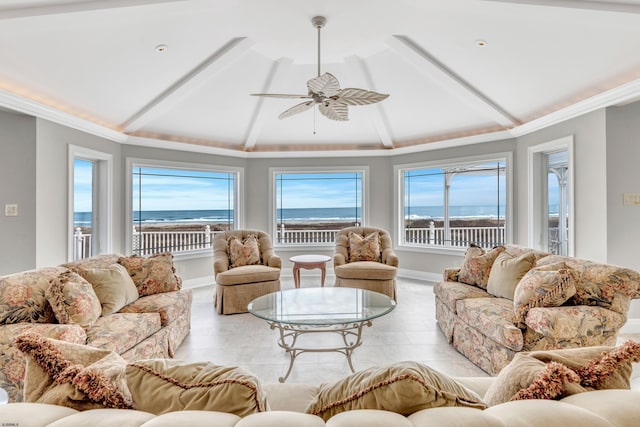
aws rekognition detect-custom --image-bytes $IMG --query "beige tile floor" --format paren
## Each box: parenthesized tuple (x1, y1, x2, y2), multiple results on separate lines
(174, 275, 489, 384)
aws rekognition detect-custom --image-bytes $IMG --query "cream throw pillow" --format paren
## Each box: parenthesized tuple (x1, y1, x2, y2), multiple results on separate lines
(75, 263, 139, 316)
(125, 359, 268, 416)
(305, 361, 485, 421)
(486, 251, 536, 300)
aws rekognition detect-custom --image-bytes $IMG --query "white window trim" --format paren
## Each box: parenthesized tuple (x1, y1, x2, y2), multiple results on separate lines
(394, 151, 513, 253)
(67, 145, 113, 261)
(269, 166, 369, 249)
(125, 157, 244, 258)
(527, 135, 575, 256)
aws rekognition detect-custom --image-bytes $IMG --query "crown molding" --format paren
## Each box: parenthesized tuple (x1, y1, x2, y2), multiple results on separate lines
(0, 89, 127, 142)
(510, 77, 640, 137)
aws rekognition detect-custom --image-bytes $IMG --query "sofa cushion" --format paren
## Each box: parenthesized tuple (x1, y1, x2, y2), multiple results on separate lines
(484, 341, 640, 406)
(45, 271, 102, 329)
(118, 290, 191, 326)
(125, 359, 268, 416)
(348, 231, 381, 262)
(86, 313, 161, 354)
(433, 281, 491, 313)
(228, 234, 261, 268)
(487, 251, 536, 300)
(118, 253, 182, 297)
(334, 261, 396, 280)
(73, 263, 139, 316)
(455, 298, 523, 351)
(513, 262, 578, 328)
(15, 333, 132, 410)
(304, 361, 486, 421)
(525, 305, 626, 340)
(216, 265, 280, 286)
(0, 266, 67, 325)
(457, 245, 505, 289)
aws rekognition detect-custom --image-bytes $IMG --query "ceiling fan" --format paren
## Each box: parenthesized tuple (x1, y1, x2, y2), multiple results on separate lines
(251, 16, 389, 121)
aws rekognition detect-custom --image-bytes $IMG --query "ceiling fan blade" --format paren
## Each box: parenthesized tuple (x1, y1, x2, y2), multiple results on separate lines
(336, 88, 389, 106)
(278, 100, 315, 119)
(251, 93, 311, 99)
(319, 101, 349, 121)
(307, 72, 341, 97)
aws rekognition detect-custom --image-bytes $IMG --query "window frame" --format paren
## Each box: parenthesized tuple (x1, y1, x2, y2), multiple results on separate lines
(269, 166, 369, 249)
(394, 152, 513, 254)
(125, 157, 244, 259)
(67, 145, 113, 261)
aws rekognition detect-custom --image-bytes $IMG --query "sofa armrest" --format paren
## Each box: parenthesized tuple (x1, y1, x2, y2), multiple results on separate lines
(267, 254, 281, 269)
(443, 267, 460, 282)
(382, 248, 399, 267)
(525, 306, 626, 340)
(334, 253, 346, 267)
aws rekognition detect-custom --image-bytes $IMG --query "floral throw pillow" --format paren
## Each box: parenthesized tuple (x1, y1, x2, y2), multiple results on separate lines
(228, 234, 261, 268)
(513, 262, 578, 328)
(118, 253, 182, 297)
(348, 231, 381, 262)
(457, 245, 506, 289)
(45, 270, 102, 329)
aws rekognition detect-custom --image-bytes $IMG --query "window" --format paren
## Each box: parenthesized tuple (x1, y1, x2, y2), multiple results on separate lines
(528, 136, 574, 256)
(399, 157, 508, 249)
(129, 162, 239, 256)
(273, 170, 365, 245)
(68, 146, 112, 261)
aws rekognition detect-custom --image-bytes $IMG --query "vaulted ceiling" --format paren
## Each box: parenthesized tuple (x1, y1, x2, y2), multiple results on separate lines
(1, 0, 640, 155)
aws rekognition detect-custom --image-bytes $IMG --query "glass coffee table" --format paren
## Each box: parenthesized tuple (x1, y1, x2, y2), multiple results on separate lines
(248, 287, 396, 382)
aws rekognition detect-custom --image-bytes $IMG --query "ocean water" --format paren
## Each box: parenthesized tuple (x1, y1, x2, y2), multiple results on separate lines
(73, 205, 540, 226)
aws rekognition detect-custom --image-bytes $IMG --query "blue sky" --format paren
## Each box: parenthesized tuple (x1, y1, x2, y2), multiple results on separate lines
(74, 163, 559, 212)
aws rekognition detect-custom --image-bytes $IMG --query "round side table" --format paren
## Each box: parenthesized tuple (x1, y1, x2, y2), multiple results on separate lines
(289, 254, 331, 288)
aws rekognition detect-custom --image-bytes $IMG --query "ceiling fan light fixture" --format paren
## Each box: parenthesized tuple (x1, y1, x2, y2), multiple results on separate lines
(250, 15, 389, 122)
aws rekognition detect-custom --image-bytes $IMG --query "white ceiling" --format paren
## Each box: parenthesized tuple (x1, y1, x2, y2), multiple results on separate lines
(1, 0, 640, 155)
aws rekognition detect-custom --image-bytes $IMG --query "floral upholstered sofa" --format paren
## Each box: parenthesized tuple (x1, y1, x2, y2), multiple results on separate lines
(435, 244, 640, 375)
(0, 252, 192, 402)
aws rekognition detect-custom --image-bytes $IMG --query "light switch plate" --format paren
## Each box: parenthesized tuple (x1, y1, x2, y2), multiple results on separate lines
(5, 204, 18, 216)
(623, 193, 640, 206)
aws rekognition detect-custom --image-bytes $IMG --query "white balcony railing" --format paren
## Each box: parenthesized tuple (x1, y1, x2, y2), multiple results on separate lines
(74, 224, 560, 260)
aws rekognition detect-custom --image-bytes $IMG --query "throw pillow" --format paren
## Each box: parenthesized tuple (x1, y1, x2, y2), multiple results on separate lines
(0, 267, 66, 325)
(486, 251, 537, 300)
(348, 231, 381, 262)
(15, 332, 132, 410)
(125, 359, 268, 416)
(483, 341, 640, 406)
(457, 245, 506, 289)
(228, 234, 261, 268)
(45, 270, 102, 329)
(304, 361, 486, 421)
(118, 253, 182, 297)
(513, 262, 578, 328)
(74, 263, 139, 316)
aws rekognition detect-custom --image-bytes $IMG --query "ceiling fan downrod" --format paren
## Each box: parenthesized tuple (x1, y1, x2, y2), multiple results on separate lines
(311, 16, 326, 78)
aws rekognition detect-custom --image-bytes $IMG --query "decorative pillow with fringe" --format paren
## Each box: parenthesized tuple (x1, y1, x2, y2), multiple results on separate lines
(513, 262, 578, 328)
(15, 332, 132, 410)
(305, 361, 486, 422)
(484, 340, 640, 406)
(45, 270, 102, 329)
(125, 359, 268, 416)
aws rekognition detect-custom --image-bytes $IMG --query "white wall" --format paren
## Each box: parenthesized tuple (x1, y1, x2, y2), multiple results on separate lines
(35, 119, 123, 267)
(606, 102, 640, 271)
(0, 111, 37, 275)
(516, 110, 608, 262)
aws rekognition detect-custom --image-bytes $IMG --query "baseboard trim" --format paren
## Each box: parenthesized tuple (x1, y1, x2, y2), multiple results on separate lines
(398, 268, 440, 282)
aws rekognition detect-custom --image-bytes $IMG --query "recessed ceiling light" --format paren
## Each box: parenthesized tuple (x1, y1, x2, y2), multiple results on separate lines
(155, 44, 168, 53)
(475, 40, 488, 47)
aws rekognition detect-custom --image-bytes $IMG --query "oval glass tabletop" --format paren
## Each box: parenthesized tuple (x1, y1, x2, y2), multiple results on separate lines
(248, 287, 396, 325)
